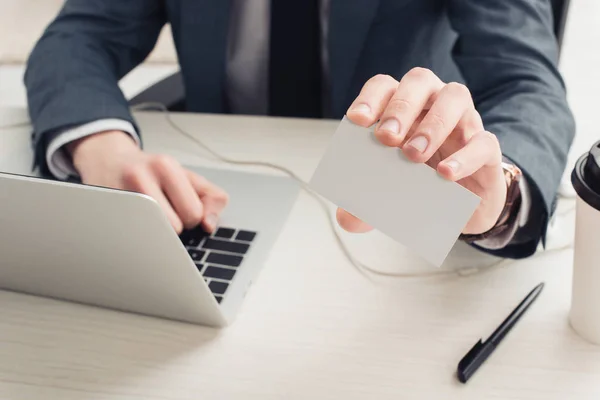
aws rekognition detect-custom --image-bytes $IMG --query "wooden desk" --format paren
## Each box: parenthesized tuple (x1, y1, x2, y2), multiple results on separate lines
(0, 108, 598, 400)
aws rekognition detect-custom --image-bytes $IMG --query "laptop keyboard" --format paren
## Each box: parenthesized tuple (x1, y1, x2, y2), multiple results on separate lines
(179, 226, 257, 303)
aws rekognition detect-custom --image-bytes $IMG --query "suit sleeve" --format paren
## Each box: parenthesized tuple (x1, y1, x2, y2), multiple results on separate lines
(447, 0, 575, 258)
(24, 0, 167, 176)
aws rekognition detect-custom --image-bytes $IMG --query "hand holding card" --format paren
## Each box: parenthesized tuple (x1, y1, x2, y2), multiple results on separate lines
(309, 70, 511, 266)
(309, 117, 480, 267)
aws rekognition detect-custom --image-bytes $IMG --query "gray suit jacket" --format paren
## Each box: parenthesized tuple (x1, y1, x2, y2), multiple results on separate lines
(24, 0, 575, 259)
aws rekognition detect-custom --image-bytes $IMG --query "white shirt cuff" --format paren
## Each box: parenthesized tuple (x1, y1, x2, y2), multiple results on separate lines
(46, 119, 140, 180)
(474, 173, 532, 250)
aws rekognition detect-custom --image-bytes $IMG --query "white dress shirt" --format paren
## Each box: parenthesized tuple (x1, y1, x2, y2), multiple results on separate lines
(44, 0, 530, 249)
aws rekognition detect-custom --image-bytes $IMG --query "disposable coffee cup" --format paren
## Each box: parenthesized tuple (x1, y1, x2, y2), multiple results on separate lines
(570, 140, 600, 344)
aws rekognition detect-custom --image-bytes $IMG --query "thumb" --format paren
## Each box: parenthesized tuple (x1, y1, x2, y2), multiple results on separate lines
(336, 208, 373, 233)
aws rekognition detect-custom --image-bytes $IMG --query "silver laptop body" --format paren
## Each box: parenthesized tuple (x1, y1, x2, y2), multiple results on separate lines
(0, 165, 299, 327)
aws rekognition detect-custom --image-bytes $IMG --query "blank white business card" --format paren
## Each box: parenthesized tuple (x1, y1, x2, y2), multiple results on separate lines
(309, 117, 480, 267)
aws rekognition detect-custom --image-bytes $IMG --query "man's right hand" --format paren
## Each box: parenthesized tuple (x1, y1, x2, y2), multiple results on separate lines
(67, 130, 229, 234)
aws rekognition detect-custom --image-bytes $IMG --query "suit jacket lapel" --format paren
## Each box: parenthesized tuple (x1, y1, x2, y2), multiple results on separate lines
(328, 0, 380, 117)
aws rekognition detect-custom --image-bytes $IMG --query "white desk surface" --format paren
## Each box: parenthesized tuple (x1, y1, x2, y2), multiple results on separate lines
(0, 106, 598, 400)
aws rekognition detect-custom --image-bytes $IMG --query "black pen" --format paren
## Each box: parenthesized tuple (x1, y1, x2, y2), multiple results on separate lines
(456, 282, 545, 384)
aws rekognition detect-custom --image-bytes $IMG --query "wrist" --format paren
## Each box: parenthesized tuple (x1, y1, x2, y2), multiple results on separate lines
(460, 162, 522, 243)
(68, 130, 139, 171)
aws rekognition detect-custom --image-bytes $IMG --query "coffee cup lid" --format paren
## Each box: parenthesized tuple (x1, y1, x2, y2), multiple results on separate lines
(572, 140, 600, 210)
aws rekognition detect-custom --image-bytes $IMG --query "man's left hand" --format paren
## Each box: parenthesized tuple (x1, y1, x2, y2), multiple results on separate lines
(337, 68, 507, 235)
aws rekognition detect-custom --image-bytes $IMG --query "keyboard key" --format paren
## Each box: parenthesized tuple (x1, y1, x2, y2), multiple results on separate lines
(214, 228, 235, 239)
(209, 281, 229, 295)
(181, 235, 201, 248)
(188, 250, 206, 262)
(214, 295, 223, 303)
(235, 230, 257, 242)
(206, 252, 243, 267)
(196, 263, 205, 273)
(180, 226, 209, 247)
(203, 238, 249, 255)
(205, 252, 243, 267)
(204, 266, 236, 281)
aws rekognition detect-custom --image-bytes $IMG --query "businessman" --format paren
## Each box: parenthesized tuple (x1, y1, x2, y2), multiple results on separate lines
(25, 0, 575, 259)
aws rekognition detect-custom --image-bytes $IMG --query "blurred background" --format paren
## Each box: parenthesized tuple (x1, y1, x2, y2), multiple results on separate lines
(1, 0, 179, 107)
(0, 0, 598, 189)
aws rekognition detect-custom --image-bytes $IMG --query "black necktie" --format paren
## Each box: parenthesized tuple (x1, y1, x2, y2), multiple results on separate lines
(268, 0, 322, 118)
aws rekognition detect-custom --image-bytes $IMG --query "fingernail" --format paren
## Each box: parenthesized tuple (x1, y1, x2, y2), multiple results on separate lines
(205, 213, 219, 230)
(351, 103, 371, 115)
(379, 119, 400, 135)
(408, 136, 429, 153)
(445, 159, 460, 173)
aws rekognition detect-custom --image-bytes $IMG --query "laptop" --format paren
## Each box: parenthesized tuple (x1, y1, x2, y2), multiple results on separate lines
(0, 164, 300, 327)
